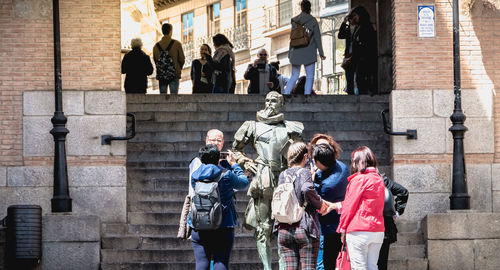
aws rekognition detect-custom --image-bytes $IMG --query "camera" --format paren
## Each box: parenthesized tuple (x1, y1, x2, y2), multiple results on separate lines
(220, 152, 229, 159)
(257, 60, 266, 70)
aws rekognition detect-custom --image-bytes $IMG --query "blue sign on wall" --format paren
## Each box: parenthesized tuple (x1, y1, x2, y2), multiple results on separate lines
(418, 5, 435, 38)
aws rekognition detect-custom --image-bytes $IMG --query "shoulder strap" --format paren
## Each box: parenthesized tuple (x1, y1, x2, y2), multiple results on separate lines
(166, 40, 175, 52)
(156, 43, 164, 52)
(215, 169, 228, 183)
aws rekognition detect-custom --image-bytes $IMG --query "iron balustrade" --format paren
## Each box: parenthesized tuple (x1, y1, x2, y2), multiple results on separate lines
(195, 25, 251, 56)
(101, 113, 137, 145)
(381, 109, 417, 139)
(325, 72, 346, 95)
(182, 41, 194, 68)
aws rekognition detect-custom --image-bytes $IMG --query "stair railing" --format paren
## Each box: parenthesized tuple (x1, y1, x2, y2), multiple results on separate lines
(101, 112, 136, 145)
(381, 109, 417, 139)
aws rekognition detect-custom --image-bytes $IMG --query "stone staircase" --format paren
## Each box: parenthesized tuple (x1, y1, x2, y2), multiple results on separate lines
(100, 94, 427, 270)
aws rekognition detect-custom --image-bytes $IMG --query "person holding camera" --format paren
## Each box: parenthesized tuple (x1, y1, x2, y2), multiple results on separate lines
(244, 49, 279, 94)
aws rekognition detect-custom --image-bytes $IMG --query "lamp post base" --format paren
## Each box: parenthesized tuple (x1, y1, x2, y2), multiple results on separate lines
(51, 197, 72, 212)
(450, 193, 470, 210)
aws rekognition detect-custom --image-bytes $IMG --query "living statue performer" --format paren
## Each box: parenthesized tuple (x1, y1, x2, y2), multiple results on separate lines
(232, 91, 304, 270)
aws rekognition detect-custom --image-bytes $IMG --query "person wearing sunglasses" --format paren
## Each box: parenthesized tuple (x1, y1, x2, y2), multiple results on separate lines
(244, 49, 279, 94)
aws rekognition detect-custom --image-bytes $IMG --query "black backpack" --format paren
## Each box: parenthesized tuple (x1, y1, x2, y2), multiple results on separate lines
(155, 41, 176, 83)
(190, 170, 228, 230)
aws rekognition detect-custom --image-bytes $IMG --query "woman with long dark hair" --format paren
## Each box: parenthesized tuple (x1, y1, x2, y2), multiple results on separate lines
(350, 6, 377, 95)
(191, 44, 214, 93)
(203, 34, 235, 93)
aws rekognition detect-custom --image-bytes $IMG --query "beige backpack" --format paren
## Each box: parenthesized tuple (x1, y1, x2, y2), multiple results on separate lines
(290, 19, 313, 48)
(271, 170, 306, 224)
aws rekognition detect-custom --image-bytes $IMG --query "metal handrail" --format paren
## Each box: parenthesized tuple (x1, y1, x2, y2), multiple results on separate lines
(101, 112, 136, 145)
(381, 109, 417, 139)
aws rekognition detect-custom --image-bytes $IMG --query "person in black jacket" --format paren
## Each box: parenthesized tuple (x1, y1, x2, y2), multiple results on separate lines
(378, 174, 409, 270)
(338, 12, 356, 95)
(203, 34, 235, 94)
(190, 44, 213, 94)
(121, 38, 154, 93)
(243, 49, 279, 94)
(350, 6, 378, 95)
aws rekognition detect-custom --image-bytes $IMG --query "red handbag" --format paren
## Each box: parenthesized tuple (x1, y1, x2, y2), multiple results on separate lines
(335, 243, 351, 270)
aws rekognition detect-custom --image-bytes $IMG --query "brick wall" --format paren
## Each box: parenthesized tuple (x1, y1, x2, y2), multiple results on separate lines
(0, 0, 121, 167)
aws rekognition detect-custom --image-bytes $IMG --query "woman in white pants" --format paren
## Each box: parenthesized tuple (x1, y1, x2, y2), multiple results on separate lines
(284, 0, 325, 95)
(330, 146, 385, 269)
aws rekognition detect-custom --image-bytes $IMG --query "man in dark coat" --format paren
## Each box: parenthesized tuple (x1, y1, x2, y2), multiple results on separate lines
(244, 49, 279, 94)
(121, 38, 154, 93)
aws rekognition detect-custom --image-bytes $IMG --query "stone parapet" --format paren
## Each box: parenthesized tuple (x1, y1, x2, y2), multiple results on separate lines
(424, 212, 500, 270)
(0, 166, 126, 223)
(39, 214, 100, 270)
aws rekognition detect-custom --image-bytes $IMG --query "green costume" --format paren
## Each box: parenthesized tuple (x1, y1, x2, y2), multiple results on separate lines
(232, 92, 303, 270)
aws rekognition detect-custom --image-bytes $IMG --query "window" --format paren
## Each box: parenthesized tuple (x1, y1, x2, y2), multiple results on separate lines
(182, 12, 194, 44)
(278, 0, 292, 27)
(208, 2, 221, 36)
(235, 0, 247, 30)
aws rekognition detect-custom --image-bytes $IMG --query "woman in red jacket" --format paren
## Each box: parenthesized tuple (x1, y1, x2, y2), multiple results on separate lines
(330, 146, 385, 270)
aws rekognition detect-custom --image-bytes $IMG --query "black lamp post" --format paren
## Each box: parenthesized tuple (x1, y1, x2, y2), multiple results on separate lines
(50, 0, 72, 212)
(449, 0, 470, 210)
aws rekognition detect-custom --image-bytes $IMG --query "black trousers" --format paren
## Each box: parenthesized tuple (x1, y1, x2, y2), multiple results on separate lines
(377, 239, 391, 270)
(323, 233, 343, 270)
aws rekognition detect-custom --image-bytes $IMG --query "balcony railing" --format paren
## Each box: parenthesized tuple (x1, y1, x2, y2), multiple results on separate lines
(195, 25, 251, 58)
(265, 0, 320, 32)
(182, 41, 194, 68)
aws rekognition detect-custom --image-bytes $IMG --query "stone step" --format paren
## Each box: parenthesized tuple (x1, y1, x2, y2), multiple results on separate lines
(396, 232, 425, 245)
(101, 262, 279, 270)
(125, 93, 389, 105)
(101, 259, 424, 270)
(129, 130, 388, 144)
(102, 234, 260, 250)
(387, 258, 428, 270)
(101, 247, 279, 263)
(128, 199, 250, 213)
(103, 224, 249, 236)
(127, 211, 248, 226)
(133, 110, 385, 123)
(128, 190, 192, 203)
(126, 145, 389, 163)
(388, 244, 426, 260)
(128, 167, 189, 177)
(127, 101, 388, 113)
(133, 120, 385, 133)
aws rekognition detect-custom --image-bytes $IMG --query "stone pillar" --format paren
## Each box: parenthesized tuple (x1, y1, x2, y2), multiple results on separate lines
(423, 212, 500, 270)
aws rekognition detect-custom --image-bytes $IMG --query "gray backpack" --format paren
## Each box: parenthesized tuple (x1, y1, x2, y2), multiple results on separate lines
(190, 170, 228, 230)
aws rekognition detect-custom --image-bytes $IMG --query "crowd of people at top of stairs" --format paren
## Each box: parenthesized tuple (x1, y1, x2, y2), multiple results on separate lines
(121, 0, 378, 96)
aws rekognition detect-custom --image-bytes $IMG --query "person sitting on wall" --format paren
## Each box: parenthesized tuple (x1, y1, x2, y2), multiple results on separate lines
(244, 49, 279, 94)
(270, 61, 289, 94)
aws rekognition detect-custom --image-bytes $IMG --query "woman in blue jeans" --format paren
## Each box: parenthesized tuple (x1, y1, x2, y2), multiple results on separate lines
(188, 144, 249, 270)
(284, 0, 325, 95)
